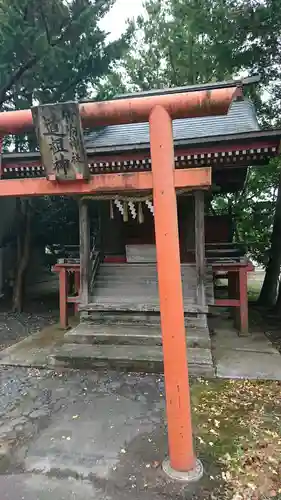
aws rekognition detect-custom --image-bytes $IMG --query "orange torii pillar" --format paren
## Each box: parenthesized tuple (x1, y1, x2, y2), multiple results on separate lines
(150, 106, 202, 480)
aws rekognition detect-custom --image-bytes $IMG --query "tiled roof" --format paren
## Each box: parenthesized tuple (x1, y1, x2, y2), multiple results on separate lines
(84, 99, 260, 152)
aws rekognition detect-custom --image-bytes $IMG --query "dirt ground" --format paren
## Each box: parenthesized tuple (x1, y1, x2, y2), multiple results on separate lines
(0, 294, 58, 350)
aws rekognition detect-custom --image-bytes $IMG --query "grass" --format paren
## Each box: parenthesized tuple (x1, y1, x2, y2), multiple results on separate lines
(215, 276, 262, 302)
(248, 280, 262, 302)
(191, 379, 281, 500)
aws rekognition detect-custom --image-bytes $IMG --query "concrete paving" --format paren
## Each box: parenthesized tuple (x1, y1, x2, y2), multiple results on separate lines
(215, 349, 281, 379)
(211, 316, 281, 380)
(0, 371, 211, 500)
(214, 333, 277, 353)
(24, 390, 159, 479)
(0, 475, 97, 500)
(0, 322, 74, 368)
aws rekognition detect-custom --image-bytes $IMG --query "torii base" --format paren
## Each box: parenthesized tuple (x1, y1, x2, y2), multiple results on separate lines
(162, 458, 204, 483)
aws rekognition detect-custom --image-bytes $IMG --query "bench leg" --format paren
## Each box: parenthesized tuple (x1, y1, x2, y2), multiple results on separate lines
(228, 272, 239, 327)
(228, 271, 237, 298)
(237, 268, 248, 336)
(74, 270, 80, 315)
(59, 268, 68, 329)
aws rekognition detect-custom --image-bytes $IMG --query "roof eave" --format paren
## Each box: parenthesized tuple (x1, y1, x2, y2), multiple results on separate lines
(85, 129, 281, 155)
(104, 75, 261, 101)
(3, 128, 281, 164)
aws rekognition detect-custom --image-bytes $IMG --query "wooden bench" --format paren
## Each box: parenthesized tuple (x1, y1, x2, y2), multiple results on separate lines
(52, 262, 80, 329)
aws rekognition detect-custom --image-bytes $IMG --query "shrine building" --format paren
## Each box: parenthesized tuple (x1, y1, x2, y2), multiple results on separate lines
(0, 80, 280, 379)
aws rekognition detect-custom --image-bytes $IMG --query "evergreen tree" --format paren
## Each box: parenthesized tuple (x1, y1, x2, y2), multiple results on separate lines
(123, 0, 281, 307)
(0, 0, 130, 310)
(0, 0, 129, 110)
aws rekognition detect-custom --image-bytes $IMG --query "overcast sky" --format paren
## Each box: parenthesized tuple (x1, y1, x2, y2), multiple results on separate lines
(100, 0, 144, 40)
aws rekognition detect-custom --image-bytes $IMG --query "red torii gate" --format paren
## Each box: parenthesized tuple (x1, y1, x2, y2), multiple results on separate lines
(0, 83, 241, 479)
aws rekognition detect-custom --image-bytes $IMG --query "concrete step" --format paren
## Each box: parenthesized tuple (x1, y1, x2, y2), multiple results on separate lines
(94, 271, 212, 278)
(95, 269, 213, 277)
(91, 285, 214, 304)
(98, 263, 212, 271)
(95, 264, 213, 280)
(80, 310, 208, 328)
(81, 301, 209, 314)
(49, 344, 215, 377)
(64, 322, 211, 349)
(93, 282, 213, 295)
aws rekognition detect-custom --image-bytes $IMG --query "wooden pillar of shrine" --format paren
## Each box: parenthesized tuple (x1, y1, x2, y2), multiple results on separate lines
(79, 198, 90, 305)
(149, 105, 200, 477)
(194, 191, 206, 307)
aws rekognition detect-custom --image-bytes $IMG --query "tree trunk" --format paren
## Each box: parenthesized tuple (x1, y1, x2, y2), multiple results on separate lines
(274, 278, 281, 313)
(259, 170, 281, 307)
(259, 256, 280, 306)
(12, 199, 31, 312)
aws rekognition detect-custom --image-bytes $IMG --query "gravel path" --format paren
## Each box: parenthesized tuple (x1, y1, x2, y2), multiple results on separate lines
(0, 367, 49, 418)
(0, 310, 58, 350)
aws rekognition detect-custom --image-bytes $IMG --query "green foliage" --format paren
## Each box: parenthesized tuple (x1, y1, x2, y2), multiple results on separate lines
(212, 161, 280, 264)
(0, 0, 131, 264)
(31, 196, 80, 246)
(0, 0, 129, 109)
(31, 196, 100, 246)
(123, 0, 281, 264)
(124, 0, 281, 101)
(123, 0, 251, 89)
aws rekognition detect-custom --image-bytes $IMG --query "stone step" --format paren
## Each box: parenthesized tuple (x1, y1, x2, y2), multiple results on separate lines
(91, 285, 214, 303)
(93, 280, 213, 289)
(96, 266, 212, 279)
(94, 269, 213, 277)
(89, 296, 213, 307)
(94, 280, 213, 290)
(80, 310, 208, 328)
(98, 262, 212, 270)
(97, 267, 212, 273)
(64, 322, 211, 349)
(81, 301, 209, 314)
(49, 344, 215, 377)
(96, 270, 213, 280)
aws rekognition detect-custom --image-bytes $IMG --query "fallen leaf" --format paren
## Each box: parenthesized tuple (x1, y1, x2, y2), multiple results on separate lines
(152, 461, 160, 468)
